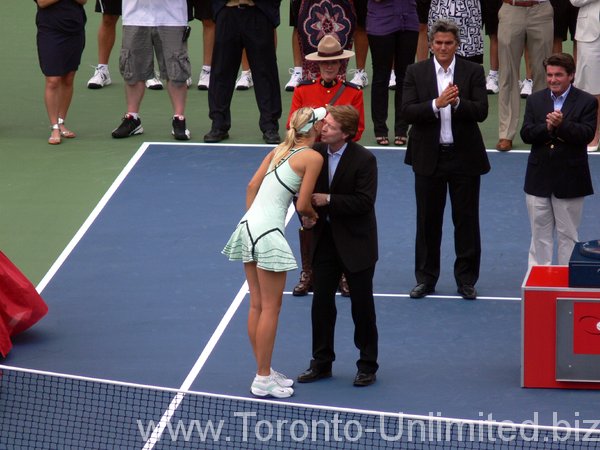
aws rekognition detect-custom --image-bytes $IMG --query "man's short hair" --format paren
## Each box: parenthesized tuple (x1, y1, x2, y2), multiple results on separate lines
(428, 18, 461, 46)
(543, 52, 576, 76)
(326, 105, 359, 141)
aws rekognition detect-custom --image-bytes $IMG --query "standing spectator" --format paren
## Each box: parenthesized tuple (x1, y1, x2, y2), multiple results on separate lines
(297, 105, 379, 387)
(482, 0, 502, 94)
(296, 0, 357, 80)
(428, 0, 484, 63)
(571, 0, 600, 152)
(367, 0, 419, 147)
(416, 0, 431, 61)
(348, 0, 370, 88)
(222, 107, 325, 398)
(204, 0, 281, 144)
(287, 34, 364, 298)
(520, 53, 597, 265)
(87, 0, 119, 89)
(188, 0, 215, 90)
(496, 0, 553, 152)
(111, 0, 192, 140)
(284, 0, 305, 91)
(86, 1, 164, 90)
(35, 0, 87, 145)
(401, 19, 489, 300)
(552, 0, 579, 55)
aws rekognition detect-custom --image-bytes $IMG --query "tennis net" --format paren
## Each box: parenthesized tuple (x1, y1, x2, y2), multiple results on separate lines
(1, 365, 598, 449)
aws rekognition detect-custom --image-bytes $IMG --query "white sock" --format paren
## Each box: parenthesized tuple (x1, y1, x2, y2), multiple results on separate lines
(255, 374, 270, 382)
(294, 66, 302, 74)
(98, 64, 109, 70)
(127, 112, 139, 120)
(241, 70, 251, 75)
(202, 65, 211, 72)
(489, 70, 498, 77)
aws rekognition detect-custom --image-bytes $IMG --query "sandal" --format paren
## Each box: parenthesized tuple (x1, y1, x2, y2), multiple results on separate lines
(394, 136, 407, 146)
(375, 136, 389, 146)
(48, 124, 61, 145)
(58, 117, 76, 138)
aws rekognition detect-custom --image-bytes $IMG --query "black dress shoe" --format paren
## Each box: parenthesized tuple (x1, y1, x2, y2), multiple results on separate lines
(204, 129, 229, 143)
(297, 367, 332, 383)
(458, 284, 477, 300)
(263, 130, 281, 145)
(409, 283, 435, 299)
(353, 371, 376, 387)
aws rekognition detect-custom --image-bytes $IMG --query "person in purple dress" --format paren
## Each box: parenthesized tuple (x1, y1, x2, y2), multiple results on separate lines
(366, 0, 419, 147)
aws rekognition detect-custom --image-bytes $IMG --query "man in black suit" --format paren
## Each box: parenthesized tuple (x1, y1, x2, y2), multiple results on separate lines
(297, 105, 379, 387)
(401, 19, 490, 301)
(520, 53, 597, 266)
(204, 0, 282, 144)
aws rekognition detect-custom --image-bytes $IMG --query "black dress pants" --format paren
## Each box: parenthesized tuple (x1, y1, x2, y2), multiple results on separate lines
(414, 152, 482, 287)
(209, 6, 281, 133)
(310, 223, 378, 374)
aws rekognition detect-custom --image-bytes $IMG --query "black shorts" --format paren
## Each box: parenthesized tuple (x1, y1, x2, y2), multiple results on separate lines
(353, 0, 367, 28)
(94, 0, 121, 16)
(481, 0, 502, 35)
(290, 0, 301, 27)
(417, 0, 431, 24)
(188, 0, 214, 21)
(550, 0, 578, 41)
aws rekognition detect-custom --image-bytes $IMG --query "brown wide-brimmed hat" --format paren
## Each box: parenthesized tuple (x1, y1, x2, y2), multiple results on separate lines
(305, 34, 355, 62)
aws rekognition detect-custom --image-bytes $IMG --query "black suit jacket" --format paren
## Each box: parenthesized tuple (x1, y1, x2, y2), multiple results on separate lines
(520, 86, 596, 199)
(401, 57, 490, 177)
(310, 141, 378, 273)
(212, 0, 281, 27)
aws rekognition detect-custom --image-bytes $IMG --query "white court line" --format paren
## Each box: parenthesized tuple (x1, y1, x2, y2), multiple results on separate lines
(36, 143, 151, 294)
(283, 291, 521, 301)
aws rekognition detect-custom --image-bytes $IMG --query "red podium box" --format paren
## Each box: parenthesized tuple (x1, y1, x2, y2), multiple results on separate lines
(522, 265, 600, 389)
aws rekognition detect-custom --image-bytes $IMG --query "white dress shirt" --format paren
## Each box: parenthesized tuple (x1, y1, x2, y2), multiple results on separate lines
(431, 56, 457, 145)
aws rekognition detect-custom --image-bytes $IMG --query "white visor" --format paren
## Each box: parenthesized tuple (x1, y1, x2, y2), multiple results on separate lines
(298, 107, 327, 133)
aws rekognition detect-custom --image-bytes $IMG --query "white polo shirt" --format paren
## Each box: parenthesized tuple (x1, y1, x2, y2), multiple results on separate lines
(122, 0, 188, 27)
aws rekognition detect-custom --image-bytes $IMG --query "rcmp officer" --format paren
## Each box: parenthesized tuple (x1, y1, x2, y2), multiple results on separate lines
(287, 35, 365, 142)
(287, 34, 366, 299)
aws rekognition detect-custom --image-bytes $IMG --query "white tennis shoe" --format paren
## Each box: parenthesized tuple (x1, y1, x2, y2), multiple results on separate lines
(251, 375, 294, 398)
(270, 368, 294, 387)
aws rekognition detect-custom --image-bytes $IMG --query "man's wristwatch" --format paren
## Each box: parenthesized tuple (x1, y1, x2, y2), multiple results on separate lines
(326, 194, 330, 205)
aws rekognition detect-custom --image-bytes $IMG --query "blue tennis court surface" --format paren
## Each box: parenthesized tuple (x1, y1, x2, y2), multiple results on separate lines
(4, 143, 600, 446)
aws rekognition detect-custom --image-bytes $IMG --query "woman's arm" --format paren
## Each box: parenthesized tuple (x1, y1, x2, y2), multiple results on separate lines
(295, 151, 323, 221)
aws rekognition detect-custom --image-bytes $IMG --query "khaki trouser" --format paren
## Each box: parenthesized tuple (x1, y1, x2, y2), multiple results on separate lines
(497, 2, 553, 140)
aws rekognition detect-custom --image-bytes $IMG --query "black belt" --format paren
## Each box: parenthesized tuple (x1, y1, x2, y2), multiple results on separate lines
(439, 143, 455, 152)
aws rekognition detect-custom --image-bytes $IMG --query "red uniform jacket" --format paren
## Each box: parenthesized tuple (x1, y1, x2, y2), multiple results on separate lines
(287, 77, 365, 142)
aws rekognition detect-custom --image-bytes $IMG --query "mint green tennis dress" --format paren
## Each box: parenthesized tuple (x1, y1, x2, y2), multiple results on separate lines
(222, 147, 309, 272)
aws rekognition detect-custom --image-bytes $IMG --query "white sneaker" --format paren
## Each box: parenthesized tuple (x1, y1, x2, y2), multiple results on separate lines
(388, 71, 396, 90)
(87, 66, 111, 89)
(285, 68, 302, 92)
(486, 72, 499, 94)
(145, 73, 163, 90)
(251, 375, 294, 398)
(197, 68, 210, 90)
(271, 368, 294, 388)
(520, 78, 533, 98)
(349, 69, 368, 87)
(235, 70, 253, 90)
